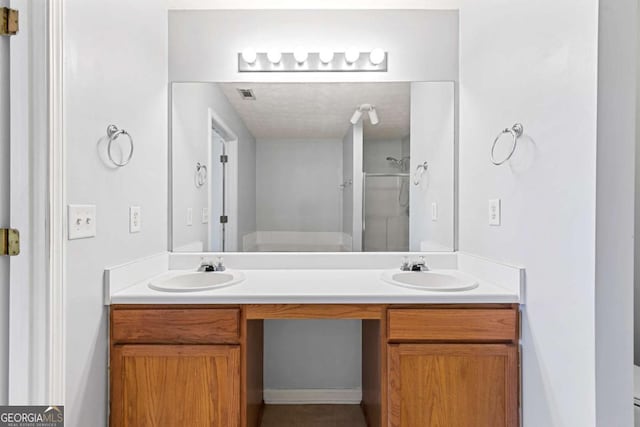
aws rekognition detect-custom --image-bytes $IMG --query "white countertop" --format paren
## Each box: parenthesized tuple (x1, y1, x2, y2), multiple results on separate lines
(109, 268, 520, 305)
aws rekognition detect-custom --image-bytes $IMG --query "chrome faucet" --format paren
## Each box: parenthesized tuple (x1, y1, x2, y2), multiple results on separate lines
(198, 256, 226, 272)
(400, 256, 429, 272)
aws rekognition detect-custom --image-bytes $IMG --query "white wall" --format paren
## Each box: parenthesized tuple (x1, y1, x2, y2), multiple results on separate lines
(595, 0, 636, 425)
(63, 1, 168, 425)
(0, 0, 8, 405)
(256, 138, 342, 232)
(172, 84, 210, 250)
(171, 82, 256, 251)
(410, 82, 455, 252)
(456, 2, 600, 426)
(264, 320, 361, 392)
(169, 10, 458, 83)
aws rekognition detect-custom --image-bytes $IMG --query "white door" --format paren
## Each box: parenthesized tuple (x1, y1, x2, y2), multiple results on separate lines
(0, 0, 11, 406)
(409, 82, 455, 252)
(208, 129, 225, 251)
(3, 0, 54, 405)
(6, 0, 32, 403)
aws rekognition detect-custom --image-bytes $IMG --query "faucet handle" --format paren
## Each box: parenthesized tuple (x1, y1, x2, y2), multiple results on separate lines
(216, 256, 226, 272)
(413, 256, 429, 272)
(198, 256, 215, 272)
(400, 256, 410, 271)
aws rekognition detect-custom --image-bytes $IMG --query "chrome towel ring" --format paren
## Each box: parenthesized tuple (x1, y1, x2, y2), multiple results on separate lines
(491, 123, 523, 165)
(413, 161, 428, 185)
(106, 124, 134, 167)
(195, 162, 208, 188)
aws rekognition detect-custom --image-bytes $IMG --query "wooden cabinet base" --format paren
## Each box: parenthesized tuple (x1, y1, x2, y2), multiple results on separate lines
(110, 304, 519, 427)
(388, 343, 519, 427)
(110, 345, 240, 427)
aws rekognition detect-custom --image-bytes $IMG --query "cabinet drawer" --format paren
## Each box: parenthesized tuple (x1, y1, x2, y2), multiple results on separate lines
(111, 308, 240, 344)
(388, 308, 518, 342)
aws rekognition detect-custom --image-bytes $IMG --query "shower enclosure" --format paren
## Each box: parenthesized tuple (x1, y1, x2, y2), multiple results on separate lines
(362, 152, 410, 252)
(363, 173, 410, 251)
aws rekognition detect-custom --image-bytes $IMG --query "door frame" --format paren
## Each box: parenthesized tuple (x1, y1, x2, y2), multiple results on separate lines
(48, 0, 65, 405)
(8, 0, 65, 405)
(208, 109, 239, 252)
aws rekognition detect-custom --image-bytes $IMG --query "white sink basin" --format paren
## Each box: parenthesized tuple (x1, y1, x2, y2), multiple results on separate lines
(381, 270, 478, 292)
(148, 270, 245, 292)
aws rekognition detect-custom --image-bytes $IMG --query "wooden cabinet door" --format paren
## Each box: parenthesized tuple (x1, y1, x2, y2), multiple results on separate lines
(388, 344, 518, 427)
(110, 345, 240, 427)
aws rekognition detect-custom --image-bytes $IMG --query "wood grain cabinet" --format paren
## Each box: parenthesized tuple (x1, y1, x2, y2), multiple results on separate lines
(110, 344, 240, 427)
(110, 306, 242, 427)
(109, 304, 519, 427)
(386, 307, 520, 427)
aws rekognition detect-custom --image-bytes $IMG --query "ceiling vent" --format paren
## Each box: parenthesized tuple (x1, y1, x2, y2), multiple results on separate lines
(237, 88, 256, 100)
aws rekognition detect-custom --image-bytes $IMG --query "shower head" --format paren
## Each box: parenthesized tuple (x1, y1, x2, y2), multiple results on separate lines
(387, 156, 410, 172)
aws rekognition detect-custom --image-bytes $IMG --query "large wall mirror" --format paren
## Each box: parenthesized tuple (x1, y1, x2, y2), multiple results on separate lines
(171, 81, 455, 252)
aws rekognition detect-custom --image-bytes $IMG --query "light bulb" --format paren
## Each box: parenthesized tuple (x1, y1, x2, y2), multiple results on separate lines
(241, 48, 257, 64)
(350, 109, 363, 125)
(319, 50, 334, 64)
(345, 47, 360, 64)
(369, 48, 385, 65)
(267, 50, 282, 64)
(368, 108, 379, 125)
(293, 47, 308, 64)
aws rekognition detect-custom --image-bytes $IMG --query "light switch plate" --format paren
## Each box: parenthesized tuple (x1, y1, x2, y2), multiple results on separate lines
(129, 206, 141, 233)
(187, 208, 193, 226)
(68, 204, 96, 240)
(431, 202, 438, 221)
(489, 199, 501, 226)
(202, 208, 209, 224)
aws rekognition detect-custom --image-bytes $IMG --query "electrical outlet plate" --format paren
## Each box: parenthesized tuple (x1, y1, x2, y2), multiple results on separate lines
(202, 208, 209, 224)
(187, 208, 193, 226)
(129, 206, 141, 233)
(431, 202, 438, 221)
(489, 199, 501, 226)
(68, 204, 96, 240)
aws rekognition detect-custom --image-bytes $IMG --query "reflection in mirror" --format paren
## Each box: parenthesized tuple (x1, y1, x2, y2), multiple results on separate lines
(171, 82, 454, 253)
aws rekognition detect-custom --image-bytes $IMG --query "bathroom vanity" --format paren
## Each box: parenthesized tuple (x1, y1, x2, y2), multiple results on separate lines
(109, 303, 519, 427)
(106, 253, 523, 427)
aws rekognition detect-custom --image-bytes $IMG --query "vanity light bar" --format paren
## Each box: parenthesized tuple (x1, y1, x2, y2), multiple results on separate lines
(237, 50, 388, 72)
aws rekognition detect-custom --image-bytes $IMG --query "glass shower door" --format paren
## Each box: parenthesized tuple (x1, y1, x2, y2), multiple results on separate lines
(362, 173, 410, 251)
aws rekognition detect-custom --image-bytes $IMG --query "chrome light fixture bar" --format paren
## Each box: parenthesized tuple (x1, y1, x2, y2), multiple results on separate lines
(238, 50, 388, 72)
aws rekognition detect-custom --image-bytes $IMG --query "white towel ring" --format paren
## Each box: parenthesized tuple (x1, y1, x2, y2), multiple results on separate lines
(106, 124, 134, 167)
(491, 123, 523, 166)
(195, 162, 208, 188)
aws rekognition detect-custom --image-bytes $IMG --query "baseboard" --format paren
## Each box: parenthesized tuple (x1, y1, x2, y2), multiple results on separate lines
(263, 389, 362, 405)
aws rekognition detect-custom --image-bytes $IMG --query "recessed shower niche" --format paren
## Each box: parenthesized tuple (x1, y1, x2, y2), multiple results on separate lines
(170, 81, 455, 253)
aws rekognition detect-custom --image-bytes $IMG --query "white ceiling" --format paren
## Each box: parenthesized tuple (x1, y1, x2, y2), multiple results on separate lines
(219, 82, 410, 140)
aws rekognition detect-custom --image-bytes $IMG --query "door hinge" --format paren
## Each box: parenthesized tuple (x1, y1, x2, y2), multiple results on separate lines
(0, 8, 19, 36)
(220, 155, 228, 163)
(0, 228, 20, 256)
(219, 215, 228, 224)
